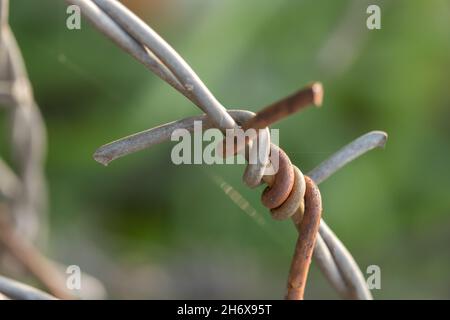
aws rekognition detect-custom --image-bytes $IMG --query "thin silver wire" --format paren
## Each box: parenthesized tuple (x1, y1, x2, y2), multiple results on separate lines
(0, 275, 57, 300)
(67, 0, 389, 300)
(94, 113, 385, 299)
(0, 0, 47, 248)
(0, 0, 106, 300)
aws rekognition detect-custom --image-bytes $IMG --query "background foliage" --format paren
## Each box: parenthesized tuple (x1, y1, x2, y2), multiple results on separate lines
(2, 0, 450, 298)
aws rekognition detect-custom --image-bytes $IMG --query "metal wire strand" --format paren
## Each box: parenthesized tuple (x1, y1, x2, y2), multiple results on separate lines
(0, 0, 106, 300)
(0, 275, 57, 300)
(0, 0, 47, 250)
(68, 0, 237, 130)
(308, 130, 387, 299)
(309, 131, 388, 185)
(93, 109, 386, 299)
(70, 0, 388, 300)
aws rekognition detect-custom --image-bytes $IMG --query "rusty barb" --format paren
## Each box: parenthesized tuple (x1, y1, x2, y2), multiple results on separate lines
(69, 0, 388, 299)
(243, 82, 323, 131)
(219, 82, 322, 159)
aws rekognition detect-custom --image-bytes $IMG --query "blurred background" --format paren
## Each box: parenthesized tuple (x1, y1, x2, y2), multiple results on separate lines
(1, 0, 450, 299)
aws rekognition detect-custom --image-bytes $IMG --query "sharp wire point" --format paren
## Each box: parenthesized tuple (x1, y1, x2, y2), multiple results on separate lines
(59, 0, 388, 301)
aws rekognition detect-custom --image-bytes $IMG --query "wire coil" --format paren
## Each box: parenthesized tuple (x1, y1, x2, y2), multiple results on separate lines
(70, 0, 388, 300)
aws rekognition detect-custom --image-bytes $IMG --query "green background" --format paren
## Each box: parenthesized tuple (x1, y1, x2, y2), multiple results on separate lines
(2, 0, 450, 298)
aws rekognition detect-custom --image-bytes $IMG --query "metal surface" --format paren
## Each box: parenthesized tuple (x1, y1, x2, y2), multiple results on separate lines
(92, 0, 237, 130)
(0, 0, 105, 300)
(68, 0, 389, 300)
(0, 275, 57, 300)
(271, 166, 305, 221)
(261, 145, 295, 209)
(242, 82, 323, 131)
(0, 0, 47, 243)
(286, 176, 322, 300)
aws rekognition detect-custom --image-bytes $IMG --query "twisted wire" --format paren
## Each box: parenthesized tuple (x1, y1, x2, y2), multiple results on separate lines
(0, 0, 107, 300)
(95, 113, 385, 300)
(0, 0, 70, 299)
(69, 0, 388, 299)
(0, 0, 57, 299)
(0, 0, 47, 250)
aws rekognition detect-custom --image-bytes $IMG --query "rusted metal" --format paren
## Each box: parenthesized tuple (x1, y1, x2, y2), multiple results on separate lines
(219, 82, 322, 158)
(286, 176, 322, 300)
(0, 207, 73, 299)
(0, 275, 56, 300)
(261, 145, 294, 209)
(0, 0, 388, 301)
(76, 0, 388, 300)
(243, 82, 323, 131)
(270, 165, 306, 221)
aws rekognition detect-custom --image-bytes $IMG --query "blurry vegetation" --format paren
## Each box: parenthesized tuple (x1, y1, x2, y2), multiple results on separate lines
(4, 0, 450, 298)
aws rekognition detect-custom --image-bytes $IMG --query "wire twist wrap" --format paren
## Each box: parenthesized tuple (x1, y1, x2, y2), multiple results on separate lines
(69, 0, 388, 300)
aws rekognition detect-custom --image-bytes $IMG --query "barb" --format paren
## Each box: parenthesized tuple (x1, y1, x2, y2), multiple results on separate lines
(96, 110, 385, 299)
(221, 82, 323, 158)
(94, 114, 385, 300)
(73, 0, 388, 300)
(309, 131, 388, 185)
(93, 110, 263, 165)
(0, 0, 106, 300)
(94, 105, 385, 300)
(243, 103, 382, 300)
(242, 82, 323, 131)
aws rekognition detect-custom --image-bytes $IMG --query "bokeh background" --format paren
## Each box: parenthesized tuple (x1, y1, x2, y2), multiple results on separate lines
(1, 0, 450, 299)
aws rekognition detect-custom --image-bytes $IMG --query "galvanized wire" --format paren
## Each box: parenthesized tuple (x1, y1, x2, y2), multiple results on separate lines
(0, 0, 64, 299)
(0, 0, 57, 299)
(68, 0, 388, 299)
(0, 275, 57, 300)
(96, 116, 385, 299)
(0, 0, 48, 243)
(0, 0, 107, 300)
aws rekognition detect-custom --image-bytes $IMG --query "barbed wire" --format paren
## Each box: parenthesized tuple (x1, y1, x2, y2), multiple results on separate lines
(0, 0, 47, 246)
(0, 0, 109, 300)
(68, 0, 388, 299)
(0, 0, 390, 301)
